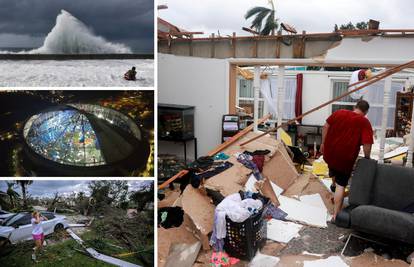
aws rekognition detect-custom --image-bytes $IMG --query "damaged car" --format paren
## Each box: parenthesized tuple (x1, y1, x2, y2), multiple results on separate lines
(0, 210, 14, 223)
(0, 211, 68, 252)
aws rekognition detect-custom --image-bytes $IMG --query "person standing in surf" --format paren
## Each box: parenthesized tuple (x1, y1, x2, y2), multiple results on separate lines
(31, 211, 48, 261)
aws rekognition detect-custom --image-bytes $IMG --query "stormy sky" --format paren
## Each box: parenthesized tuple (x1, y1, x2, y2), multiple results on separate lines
(0, 180, 153, 198)
(0, 0, 154, 53)
(160, 0, 414, 37)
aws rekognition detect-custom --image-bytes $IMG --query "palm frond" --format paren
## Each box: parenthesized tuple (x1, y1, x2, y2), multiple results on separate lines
(245, 6, 270, 19)
(250, 9, 271, 32)
(261, 10, 278, 35)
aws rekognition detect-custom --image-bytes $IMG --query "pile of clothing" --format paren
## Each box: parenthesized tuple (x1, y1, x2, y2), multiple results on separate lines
(210, 191, 267, 251)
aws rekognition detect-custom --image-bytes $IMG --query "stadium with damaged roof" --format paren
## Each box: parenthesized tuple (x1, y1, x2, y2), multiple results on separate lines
(22, 104, 149, 176)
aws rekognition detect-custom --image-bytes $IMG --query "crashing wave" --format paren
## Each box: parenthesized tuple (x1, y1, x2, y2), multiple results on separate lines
(4, 10, 132, 54)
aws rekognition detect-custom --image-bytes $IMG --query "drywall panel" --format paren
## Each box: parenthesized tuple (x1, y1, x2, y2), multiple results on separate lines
(301, 72, 332, 125)
(326, 37, 414, 62)
(158, 53, 229, 159)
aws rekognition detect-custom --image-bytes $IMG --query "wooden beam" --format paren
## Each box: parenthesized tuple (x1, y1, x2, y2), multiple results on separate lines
(242, 27, 260, 35)
(229, 64, 237, 114)
(232, 32, 236, 58)
(211, 33, 215, 58)
(189, 35, 193, 56)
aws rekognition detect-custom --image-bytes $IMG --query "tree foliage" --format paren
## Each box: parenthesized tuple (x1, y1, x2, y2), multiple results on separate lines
(334, 21, 368, 31)
(245, 0, 279, 35)
(15, 180, 32, 209)
(130, 182, 154, 211)
(88, 181, 129, 210)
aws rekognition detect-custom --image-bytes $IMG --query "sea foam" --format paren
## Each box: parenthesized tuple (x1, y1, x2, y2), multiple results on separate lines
(6, 10, 132, 54)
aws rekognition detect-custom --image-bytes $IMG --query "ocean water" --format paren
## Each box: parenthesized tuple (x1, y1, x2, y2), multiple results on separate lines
(0, 59, 154, 87)
(0, 10, 132, 54)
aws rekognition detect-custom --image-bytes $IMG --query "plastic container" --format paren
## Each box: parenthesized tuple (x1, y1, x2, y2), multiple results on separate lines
(223, 205, 268, 261)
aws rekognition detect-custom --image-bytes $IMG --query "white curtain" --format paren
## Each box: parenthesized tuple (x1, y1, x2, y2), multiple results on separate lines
(260, 77, 297, 120)
(363, 81, 404, 128)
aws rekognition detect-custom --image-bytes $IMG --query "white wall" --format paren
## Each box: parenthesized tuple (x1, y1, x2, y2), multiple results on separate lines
(158, 54, 229, 160)
(300, 71, 346, 125)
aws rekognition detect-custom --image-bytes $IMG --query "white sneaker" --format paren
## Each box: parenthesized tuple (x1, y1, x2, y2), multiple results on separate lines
(32, 253, 36, 261)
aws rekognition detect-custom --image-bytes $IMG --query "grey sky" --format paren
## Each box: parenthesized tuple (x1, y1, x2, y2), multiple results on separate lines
(0, 0, 154, 53)
(159, 0, 414, 37)
(0, 180, 153, 198)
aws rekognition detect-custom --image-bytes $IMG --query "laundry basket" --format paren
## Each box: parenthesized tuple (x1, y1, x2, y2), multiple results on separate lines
(223, 204, 268, 261)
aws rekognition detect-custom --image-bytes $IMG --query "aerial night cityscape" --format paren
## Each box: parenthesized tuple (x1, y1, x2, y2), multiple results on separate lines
(0, 90, 154, 177)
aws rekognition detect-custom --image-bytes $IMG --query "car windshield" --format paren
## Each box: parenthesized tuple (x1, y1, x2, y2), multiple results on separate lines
(2, 213, 25, 226)
(41, 212, 55, 220)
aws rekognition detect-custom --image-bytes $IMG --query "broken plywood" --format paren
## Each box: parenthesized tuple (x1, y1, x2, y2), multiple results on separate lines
(164, 242, 202, 267)
(181, 186, 215, 249)
(301, 177, 334, 214)
(256, 178, 280, 206)
(283, 173, 312, 197)
(350, 252, 409, 267)
(303, 256, 348, 267)
(227, 131, 280, 156)
(158, 214, 199, 267)
(204, 156, 251, 196)
(206, 131, 296, 197)
(277, 254, 322, 267)
(261, 240, 286, 256)
(262, 149, 299, 190)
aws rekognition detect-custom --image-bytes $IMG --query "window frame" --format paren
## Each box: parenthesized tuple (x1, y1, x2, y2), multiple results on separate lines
(329, 77, 405, 130)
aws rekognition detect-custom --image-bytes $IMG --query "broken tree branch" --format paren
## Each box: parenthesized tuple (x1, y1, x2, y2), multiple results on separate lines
(240, 59, 414, 146)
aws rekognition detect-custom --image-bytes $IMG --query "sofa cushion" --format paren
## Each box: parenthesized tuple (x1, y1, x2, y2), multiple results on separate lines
(351, 205, 414, 244)
(371, 164, 414, 210)
(349, 159, 377, 206)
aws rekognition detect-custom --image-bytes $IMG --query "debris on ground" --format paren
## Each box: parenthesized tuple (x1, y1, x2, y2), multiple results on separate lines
(158, 131, 413, 266)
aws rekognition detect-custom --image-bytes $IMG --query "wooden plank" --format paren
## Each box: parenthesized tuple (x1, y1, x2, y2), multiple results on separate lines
(229, 64, 237, 114)
(232, 32, 236, 58)
(189, 35, 193, 57)
(253, 37, 258, 58)
(211, 33, 215, 58)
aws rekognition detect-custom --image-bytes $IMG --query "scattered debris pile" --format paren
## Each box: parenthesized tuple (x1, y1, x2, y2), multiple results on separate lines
(92, 207, 154, 266)
(158, 131, 347, 266)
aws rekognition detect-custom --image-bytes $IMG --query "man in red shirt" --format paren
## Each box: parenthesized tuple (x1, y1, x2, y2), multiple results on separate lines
(321, 100, 374, 220)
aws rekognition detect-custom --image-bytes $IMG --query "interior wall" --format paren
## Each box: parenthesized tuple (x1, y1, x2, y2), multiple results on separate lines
(158, 53, 229, 160)
(301, 72, 335, 125)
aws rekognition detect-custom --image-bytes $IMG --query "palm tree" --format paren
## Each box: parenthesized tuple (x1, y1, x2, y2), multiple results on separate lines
(15, 180, 32, 209)
(6, 182, 19, 209)
(245, 0, 279, 35)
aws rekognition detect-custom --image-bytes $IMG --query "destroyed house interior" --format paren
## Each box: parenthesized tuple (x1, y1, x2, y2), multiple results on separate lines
(157, 14, 414, 267)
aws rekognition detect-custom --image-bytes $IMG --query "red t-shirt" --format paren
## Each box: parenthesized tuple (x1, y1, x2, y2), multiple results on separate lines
(323, 109, 374, 174)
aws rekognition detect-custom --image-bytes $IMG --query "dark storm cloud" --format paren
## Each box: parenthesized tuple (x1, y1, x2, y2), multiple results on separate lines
(0, 180, 153, 198)
(0, 0, 154, 53)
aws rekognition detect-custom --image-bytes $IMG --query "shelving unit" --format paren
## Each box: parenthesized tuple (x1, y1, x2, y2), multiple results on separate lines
(394, 92, 414, 137)
(222, 114, 240, 143)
